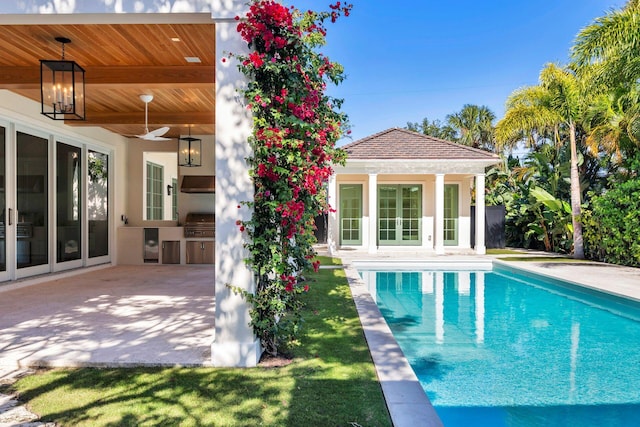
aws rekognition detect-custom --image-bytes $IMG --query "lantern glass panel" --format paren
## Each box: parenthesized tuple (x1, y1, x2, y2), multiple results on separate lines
(40, 60, 86, 121)
(179, 137, 202, 167)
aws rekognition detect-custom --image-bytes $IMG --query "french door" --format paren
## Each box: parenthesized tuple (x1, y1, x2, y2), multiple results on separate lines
(444, 184, 459, 246)
(378, 184, 422, 245)
(339, 184, 362, 245)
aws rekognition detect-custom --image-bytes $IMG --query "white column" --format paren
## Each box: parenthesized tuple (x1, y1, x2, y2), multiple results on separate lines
(327, 174, 338, 255)
(435, 173, 445, 255)
(211, 16, 261, 367)
(368, 173, 378, 254)
(475, 173, 486, 255)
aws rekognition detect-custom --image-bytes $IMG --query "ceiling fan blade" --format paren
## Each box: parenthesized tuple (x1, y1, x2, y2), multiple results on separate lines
(149, 126, 170, 137)
(135, 129, 171, 141)
(137, 95, 171, 140)
(145, 135, 172, 141)
(135, 133, 171, 141)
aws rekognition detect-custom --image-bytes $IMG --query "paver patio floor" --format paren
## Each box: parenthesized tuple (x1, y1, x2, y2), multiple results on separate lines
(0, 265, 215, 368)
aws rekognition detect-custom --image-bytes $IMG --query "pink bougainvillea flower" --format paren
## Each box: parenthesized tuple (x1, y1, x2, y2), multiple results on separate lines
(232, 0, 350, 356)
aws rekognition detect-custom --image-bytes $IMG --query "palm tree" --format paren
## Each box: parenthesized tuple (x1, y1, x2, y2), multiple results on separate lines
(495, 63, 585, 259)
(572, 0, 640, 88)
(583, 88, 640, 163)
(572, 1, 640, 164)
(406, 117, 457, 140)
(446, 104, 496, 151)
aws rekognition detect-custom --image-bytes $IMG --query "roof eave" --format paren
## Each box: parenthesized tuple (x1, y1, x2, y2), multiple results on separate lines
(334, 157, 499, 175)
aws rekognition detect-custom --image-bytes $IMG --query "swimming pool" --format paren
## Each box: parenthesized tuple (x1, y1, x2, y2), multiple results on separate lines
(358, 263, 640, 427)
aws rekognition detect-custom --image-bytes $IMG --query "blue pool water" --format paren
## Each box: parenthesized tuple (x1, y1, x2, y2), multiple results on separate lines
(360, 265, 640, 426)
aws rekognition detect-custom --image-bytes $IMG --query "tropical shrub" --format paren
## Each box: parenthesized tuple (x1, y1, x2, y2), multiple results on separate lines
(230, 0, 351, 356)
(525, 186, 573, 253)
(582, 178, 640, 266)
(487, 145, 576, 252)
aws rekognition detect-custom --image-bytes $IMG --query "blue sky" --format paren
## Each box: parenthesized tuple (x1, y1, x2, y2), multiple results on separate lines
(291, 0, 624, 144)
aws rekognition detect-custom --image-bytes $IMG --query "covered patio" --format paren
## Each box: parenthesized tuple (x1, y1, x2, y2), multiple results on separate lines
(0, 266, 214, 368)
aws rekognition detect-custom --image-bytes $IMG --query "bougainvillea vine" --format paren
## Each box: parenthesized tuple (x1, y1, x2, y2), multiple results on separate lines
(229, 1, 351, 356)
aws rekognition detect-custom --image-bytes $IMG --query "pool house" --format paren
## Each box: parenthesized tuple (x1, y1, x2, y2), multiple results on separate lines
(328, 128, 500, 255)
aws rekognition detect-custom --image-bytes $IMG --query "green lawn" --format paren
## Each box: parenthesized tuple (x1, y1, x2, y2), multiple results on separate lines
(7, 259, 392, 427)
(315, 255, 344, 266)
(486, 248, 526, 255)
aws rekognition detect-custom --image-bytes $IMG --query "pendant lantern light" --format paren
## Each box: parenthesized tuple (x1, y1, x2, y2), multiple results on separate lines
(40, 37, 86, 121)
(179, 127, 202, 167)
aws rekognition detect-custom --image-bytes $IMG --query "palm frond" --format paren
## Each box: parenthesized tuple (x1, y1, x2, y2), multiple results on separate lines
(572, 3, 640, 84)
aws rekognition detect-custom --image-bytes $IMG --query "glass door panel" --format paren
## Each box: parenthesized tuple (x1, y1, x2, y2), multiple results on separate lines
(56, 142, 81, 263)
(378, 185, 421, 245)
(444, 184, 459, 245)
(0, 126, 5, 274)
(339, 184, 362, 245)
(88, 150, 109, 258)
(146, 161, 163, 220)
(402, 185, 421, 242)
(16, 131, 49, 269)
(378, 186, 398, 243)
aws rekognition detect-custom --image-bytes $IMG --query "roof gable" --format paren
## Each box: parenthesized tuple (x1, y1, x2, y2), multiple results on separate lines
(343, 128, 499, 161)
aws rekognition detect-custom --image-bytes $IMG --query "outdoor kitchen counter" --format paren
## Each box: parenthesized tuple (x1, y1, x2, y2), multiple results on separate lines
(116, 226, 214, 265)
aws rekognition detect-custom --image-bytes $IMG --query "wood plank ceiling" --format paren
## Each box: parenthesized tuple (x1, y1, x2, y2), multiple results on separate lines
(0, 21, 215, 139)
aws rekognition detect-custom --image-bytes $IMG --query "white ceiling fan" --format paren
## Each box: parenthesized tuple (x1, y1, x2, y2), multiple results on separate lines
(136, 94, 171, 141)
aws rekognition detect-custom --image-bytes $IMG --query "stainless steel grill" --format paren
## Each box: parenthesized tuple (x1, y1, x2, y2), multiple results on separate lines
(184, 213, 215, 238)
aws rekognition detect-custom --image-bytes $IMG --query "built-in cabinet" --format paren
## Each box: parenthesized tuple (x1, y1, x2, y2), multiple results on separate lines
(117, 227, 213, 265)
(186, 240, 214, 264)
(161, 240, 180, 264)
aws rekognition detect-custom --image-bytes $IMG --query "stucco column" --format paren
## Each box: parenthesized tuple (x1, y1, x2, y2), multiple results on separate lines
(475, 173, 486, 255)
(368, 173, 378, 254)
(327, 174, 338, 255)
(211, 15, 261, 367)
(435, 173, 445, 255)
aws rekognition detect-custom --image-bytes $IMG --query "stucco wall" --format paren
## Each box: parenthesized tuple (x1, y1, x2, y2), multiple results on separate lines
(125, 135, 215, 227)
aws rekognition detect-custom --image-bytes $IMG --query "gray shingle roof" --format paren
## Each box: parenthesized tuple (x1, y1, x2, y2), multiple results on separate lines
(343, 128, 499, 160)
